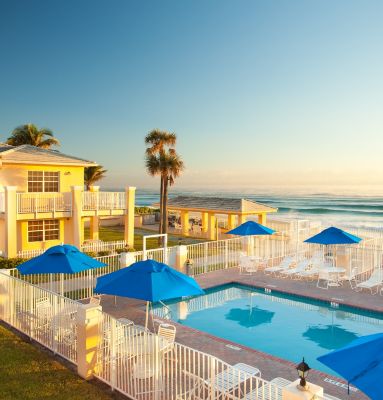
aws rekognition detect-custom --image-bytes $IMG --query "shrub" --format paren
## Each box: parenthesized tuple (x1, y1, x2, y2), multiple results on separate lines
(98, 250, 111, 257)
(0, 257, 27, 269)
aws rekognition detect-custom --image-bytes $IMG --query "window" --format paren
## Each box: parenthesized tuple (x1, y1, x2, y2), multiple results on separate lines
(28, 171, 59, 192)
(28, 219, 60, 242)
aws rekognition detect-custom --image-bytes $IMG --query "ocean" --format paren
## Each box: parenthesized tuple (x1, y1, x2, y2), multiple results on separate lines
(130, 188, 383, 230)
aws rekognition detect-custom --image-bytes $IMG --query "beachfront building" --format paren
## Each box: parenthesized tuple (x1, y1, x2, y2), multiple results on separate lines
(0, 144, 135, 258)
(162, 195, 278, 240)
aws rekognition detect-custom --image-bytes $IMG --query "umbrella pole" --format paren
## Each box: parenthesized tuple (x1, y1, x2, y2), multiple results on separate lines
(145, 301, 149, 329)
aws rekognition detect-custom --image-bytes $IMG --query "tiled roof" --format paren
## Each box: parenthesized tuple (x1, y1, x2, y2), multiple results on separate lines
(156, 196, 277, 213)
(0, 144, 97, 166)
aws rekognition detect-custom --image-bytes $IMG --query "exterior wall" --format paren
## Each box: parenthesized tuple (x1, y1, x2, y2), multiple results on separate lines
(0, 220, 5, 256)
(0, 163, 84, 192)
(17, 219, 65, 253)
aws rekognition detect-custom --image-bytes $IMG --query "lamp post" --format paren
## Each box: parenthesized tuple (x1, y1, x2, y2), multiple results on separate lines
(185, 259, 193, 276)
(296, 357, 311, 391)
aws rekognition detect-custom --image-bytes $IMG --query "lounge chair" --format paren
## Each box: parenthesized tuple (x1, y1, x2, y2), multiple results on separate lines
(264, 256, 295, 275)
(279, 259, 310, 278)
(356, 268, 383, 294)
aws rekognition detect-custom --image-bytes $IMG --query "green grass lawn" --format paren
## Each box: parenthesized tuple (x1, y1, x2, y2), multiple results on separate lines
(0, 324, 119, 400)
(84, 225, 205, 250)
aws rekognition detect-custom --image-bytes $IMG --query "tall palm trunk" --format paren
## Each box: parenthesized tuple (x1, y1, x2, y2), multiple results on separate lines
(162, 175, 169, 239)
(158, 176, 164, 235)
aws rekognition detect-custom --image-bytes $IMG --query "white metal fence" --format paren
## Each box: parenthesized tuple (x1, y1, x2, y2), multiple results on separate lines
(0, 271, 79, 364)
(81, 240, 127, 253)
(82, 191, 126, 211)
(17, 241, 128, 259)
(16, 192, 72, 214)
(95, 312, 279, 400)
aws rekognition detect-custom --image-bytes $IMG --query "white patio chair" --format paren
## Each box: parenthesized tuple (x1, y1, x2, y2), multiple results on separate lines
(239, 256, 258, 275)
(264, 256, 295, 275)
(338, 267, 358, 289)
(279, 259, 310, 278)
(89, 294, 101, 306)
(356, 268, 383, 294)
(158, 323, 176, 356)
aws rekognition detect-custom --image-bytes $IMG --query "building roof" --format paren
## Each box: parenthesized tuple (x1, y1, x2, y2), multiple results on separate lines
(155, 195, 278, 214)
(0, 144, 98, 167)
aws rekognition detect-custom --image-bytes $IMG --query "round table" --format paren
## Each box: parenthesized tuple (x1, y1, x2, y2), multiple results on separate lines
(320, 267, 346, 287)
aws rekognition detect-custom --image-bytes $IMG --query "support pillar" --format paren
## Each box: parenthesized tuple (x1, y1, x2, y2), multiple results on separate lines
(201, 212, 208, 233)
(175, 245, 188, 273)
(89, 186, 99, 240)
(227, 214, 236, 230)
(77, 303, 102, 380)
(71, 186, 83, 248)
(208, 213, 216, 241)
(258, 213, 266, 225)
(0, 269, 11, 320)
(180, 210, 189, 236)
(124, 186, 136, 249)
(282, 380, 323, 399)
(5, 186, 17, 258)
(238, 214, 246, 225)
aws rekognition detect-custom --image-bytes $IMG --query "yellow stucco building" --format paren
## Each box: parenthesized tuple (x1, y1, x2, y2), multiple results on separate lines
(0, 144, 135, 258)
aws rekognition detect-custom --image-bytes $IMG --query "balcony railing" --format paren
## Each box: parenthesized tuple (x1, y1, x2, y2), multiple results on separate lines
(17, 192, 72, 214)
(82, 191, 126, 211)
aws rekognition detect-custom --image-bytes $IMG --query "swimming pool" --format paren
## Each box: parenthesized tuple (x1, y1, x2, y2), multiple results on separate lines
(152, 283, 383, 375)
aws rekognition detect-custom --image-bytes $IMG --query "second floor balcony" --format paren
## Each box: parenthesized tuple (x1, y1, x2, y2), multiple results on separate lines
(12, 191, 127, 218)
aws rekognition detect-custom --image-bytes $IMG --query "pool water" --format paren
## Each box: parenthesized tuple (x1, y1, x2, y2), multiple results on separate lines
(152, 284, 383, 375)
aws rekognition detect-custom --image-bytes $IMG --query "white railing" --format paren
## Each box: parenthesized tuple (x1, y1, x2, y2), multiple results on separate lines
(81, 240, 127, 254)
(17, 241, 127, 259)
(0, 271, 79, 364)
(186, 236, 245, 275)
(95, 312, 279, 400)
(82, 191, 126, 211)
(17, 192, 72, 214)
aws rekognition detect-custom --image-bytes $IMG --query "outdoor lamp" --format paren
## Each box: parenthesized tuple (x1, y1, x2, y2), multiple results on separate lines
(296, 357, 311, 390)
(185, 259, 193, 275)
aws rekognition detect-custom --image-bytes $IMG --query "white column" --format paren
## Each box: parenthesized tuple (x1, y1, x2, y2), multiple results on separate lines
(5, 186, 17, 258)
(124, 186, 136, 249)
(71, 186, 83, 248)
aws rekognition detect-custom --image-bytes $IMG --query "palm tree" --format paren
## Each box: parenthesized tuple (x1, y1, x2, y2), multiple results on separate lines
(6, 123, 60, 148)
(145, 130, 177, 235)
(84, 166, 107, 190)
(145, 130, 184, 238)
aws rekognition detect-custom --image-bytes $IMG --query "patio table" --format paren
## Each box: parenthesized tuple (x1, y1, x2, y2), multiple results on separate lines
(320, 267, 346, 287)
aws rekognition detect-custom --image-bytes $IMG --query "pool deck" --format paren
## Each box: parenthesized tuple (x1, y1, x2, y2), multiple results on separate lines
(99, 268, 379, 400)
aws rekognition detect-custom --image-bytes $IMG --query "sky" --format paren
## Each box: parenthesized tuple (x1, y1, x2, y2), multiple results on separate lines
(0, 0, 383, 192)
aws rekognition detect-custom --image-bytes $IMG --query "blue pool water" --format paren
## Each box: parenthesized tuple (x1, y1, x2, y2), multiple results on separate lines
(152, 284, 383, 375)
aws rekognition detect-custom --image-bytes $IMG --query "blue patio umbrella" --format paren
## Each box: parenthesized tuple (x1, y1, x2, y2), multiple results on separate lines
(317, 332, 383, 399)
(304, 227, 362, 245)
(17, 244, 106, 274)
(95, 259, 204, 327)
(226, 220, 275, 236)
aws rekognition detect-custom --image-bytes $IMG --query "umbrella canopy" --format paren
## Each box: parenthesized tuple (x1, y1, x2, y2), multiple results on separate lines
(17, 244, 106, 275)
(94, 259, 204, 302)
(304, 227, 362, 245)
(226, 221, 275, 236)
(317, 332, 383, 399)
